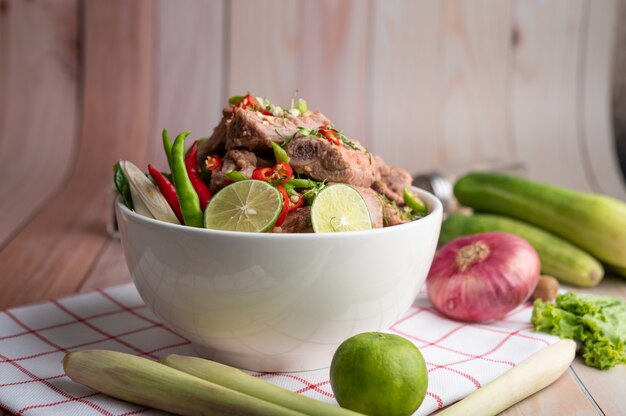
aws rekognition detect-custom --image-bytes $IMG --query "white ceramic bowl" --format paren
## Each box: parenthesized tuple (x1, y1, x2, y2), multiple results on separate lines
(116, 187, 442, 371)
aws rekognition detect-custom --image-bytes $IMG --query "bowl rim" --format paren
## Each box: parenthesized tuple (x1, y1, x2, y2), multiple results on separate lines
(116, 185, 443, 239)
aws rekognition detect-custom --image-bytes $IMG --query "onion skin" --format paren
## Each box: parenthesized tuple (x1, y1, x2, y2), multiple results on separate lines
(427, 232, 540, 322)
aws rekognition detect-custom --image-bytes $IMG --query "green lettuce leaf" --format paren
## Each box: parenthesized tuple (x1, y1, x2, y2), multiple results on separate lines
(532, 292, 626, 370)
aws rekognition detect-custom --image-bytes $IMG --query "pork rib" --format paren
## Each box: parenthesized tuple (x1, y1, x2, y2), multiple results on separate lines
(286, 136, 378, 187)
(226, 108, 330, 152)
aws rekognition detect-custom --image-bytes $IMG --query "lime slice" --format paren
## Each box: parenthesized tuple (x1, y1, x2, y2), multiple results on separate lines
(204, 180, 282, 232)
(311, 184, 372, 233)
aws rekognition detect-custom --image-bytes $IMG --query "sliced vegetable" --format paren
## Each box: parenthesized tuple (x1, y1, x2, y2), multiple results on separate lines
(114, 162, 133, 209)
(119, 160, 179, 224)
(148, 164, 184, 224)
(251, 167, 273, 182)
(271, 162, 293, 185)
(438, 340, 576, 416)
(275, 186, 290, 227)
(318, 125, 341, 146)
(282, 182, 298, 196)
(228, 95, 245, 105)
(403, 188, 427, 217)
(205, 154, 222, 171)
(224, 171, 248, 182)
(171, 132, 204, 227)
(233, 94, 272, 115)
(204, 180, 282, 232)
(288, 192, 304, 211)
(296, 98, 308, 115)
(185, 140, 212, 210)
(283, 178, 326, 205)
(271, 141, 290, 163)
(160, 354, 360, 416)
(286, 178, 323, 189)
(427, 232, 540, 322)
(311, 184, 372, 233)
(252, 163, 293, 185)
(63, 350, 304, 416)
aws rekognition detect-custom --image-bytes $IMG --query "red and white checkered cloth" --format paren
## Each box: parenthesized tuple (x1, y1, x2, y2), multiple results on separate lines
(0, 284, 558, 416)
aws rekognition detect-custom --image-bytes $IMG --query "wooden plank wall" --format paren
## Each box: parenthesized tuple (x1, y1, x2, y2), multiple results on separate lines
(0, 0, 624, 301)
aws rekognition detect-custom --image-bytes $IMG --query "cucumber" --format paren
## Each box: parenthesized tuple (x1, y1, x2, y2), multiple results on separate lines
(454, 173, 626, 268)
(441, 214, 604, 287)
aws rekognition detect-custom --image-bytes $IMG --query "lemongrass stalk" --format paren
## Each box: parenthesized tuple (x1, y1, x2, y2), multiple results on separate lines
(160, 354, 363, 416)
(63, 350, 305, 416)
(438, 339, 576, 416)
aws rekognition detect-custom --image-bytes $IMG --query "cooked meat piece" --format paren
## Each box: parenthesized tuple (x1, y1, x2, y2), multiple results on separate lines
(383, 166, 412, 195)
(353, 186, 383, 229)
(383, 203, 410, 227)
(372, 180, 403, 206)
(198, 106, 233, 161)
(275, 206, 313, 233)
(374, 155, 389, 176)
(227, 149, 258, 175)
(227, 108, 330, 151)
(286, 136, 378, 187)
(372, 156, 412, 205)
(209, 149, 258, 192)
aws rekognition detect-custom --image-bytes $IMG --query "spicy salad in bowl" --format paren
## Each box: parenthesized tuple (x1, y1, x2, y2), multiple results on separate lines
(114, 94, 429, 234)
(113, 94, 442, 371)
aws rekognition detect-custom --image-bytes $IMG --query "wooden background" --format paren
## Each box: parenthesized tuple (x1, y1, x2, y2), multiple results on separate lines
(1, 1, 626, 414)
(2, 0, 626, 253)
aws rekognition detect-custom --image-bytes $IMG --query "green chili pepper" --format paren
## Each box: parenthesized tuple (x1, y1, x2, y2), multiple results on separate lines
(282, 183, 298, 197)
(403, 187, 427, 217)
(228, 95, 245, 105)
(224, 171, 247, 182)
(284, 178, 326, 205)
(271, 142, 290, 164)
(113, 162, 133, 209)
(285, 178, 321, 189)
(162, 128, 173, 170)
(171, 131, 203, 227)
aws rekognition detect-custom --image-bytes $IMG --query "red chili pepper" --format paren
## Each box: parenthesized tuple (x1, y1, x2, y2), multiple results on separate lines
(275, 186, 290, 227)
(148, 164, 184, 224)
(205, 154, 222, 171)
(184, 141, 213, 210)
(318, 125, 341, 146)
(251, 167, 273, 181)
(252, 163, 293, 185)
(234, 94, 272, 116)
(270, 162, 293, 185)
(288, 192, 304, 211)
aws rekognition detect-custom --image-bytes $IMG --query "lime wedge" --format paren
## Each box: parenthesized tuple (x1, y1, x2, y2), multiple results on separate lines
(204, 180, 282, 232)
(311, 184, 372, 233)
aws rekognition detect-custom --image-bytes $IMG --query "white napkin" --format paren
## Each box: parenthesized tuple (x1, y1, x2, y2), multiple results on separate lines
(0, 284, 557, 415)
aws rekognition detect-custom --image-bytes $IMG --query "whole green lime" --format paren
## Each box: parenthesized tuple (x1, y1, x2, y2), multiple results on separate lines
(330, 332, 428, 416)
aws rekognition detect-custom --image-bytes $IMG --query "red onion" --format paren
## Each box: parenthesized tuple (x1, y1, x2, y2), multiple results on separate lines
(427, 232, 540, 322)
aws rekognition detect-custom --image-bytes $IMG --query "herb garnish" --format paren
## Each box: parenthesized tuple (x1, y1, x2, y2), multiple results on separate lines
(288, 126, 363, 151)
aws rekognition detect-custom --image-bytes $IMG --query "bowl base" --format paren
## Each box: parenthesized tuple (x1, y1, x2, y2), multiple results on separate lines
(191, 343, 335, 372)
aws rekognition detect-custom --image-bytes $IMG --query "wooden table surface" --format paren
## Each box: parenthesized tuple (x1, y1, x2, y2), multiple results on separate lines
(1, 236, 625, 416)
(1, 1, 625, 414)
